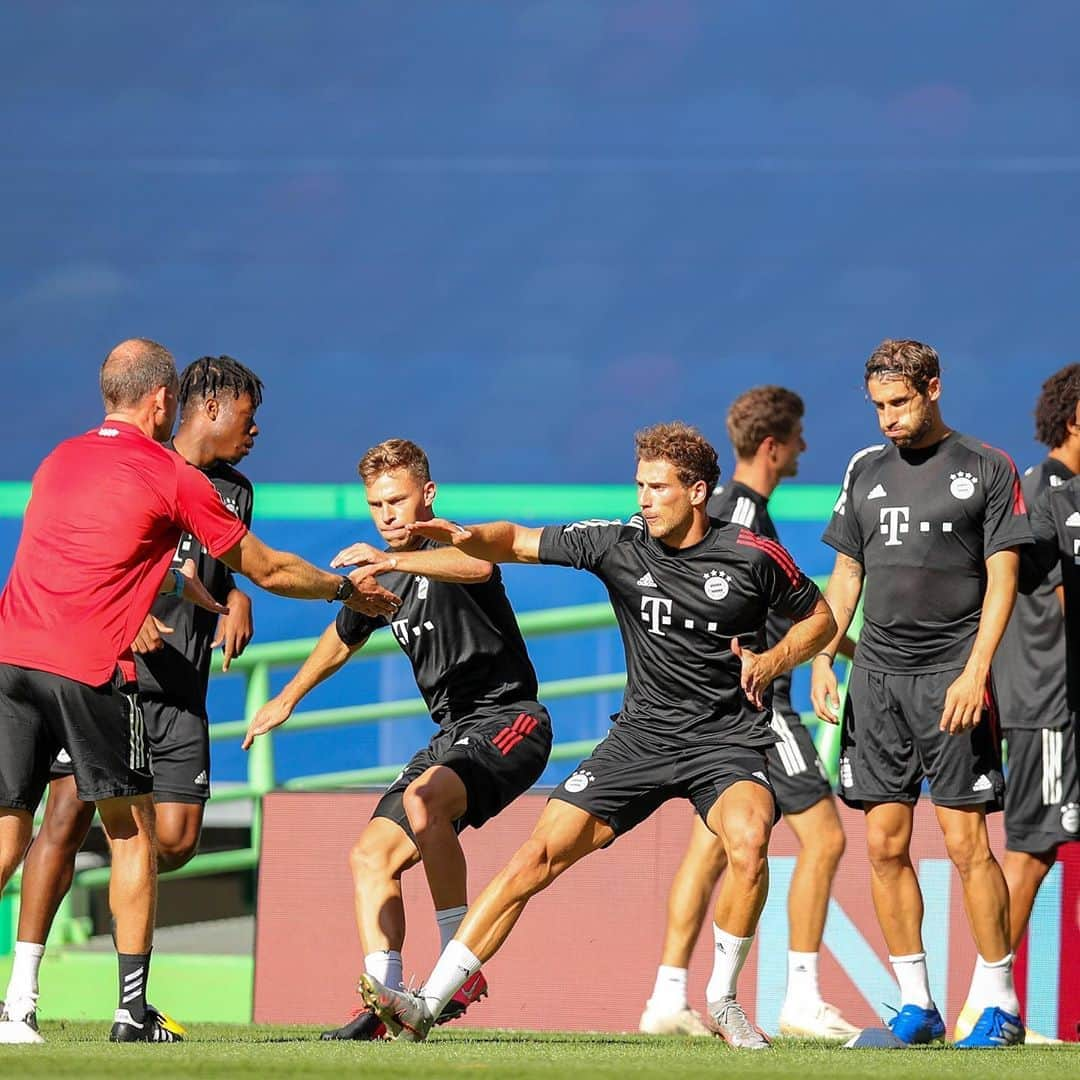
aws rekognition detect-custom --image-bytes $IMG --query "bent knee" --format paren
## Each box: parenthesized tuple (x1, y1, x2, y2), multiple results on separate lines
(943, 834, 993, 877)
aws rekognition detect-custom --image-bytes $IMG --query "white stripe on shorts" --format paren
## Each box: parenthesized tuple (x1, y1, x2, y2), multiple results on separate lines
(1042, 728, 1063, 806)
(770, 710, 807, 777)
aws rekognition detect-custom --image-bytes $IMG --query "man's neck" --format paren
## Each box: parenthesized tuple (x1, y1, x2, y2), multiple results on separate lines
(103, 409, 156, 439)
(172, 427, 219, 469)
(730, 460, 776, 501)
(1050, 441, 1080, 475)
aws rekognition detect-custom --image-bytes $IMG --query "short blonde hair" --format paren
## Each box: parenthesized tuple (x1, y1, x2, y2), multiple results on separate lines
(357, 439, 431, 484)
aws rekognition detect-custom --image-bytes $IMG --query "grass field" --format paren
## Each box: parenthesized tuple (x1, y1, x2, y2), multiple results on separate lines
(2, 1024, 1077, 1079)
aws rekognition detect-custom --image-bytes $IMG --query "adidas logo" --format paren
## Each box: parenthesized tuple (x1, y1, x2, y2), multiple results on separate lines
(636, 572, 658, 589)
(193, 771, 208, 786)
(454, 737, 470, 746)
(1066, 511, 1080, 527)
(972, 774, 993, 792)
(867, 483, 887, 500)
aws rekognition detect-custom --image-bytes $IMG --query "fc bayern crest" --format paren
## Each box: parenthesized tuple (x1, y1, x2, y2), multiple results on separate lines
(703, 569, 730, 601)
(949, 471, 978, 500)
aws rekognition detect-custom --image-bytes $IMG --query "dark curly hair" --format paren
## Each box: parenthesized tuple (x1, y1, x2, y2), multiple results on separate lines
(864, 339, 940, 395)
(635, 422, 720, 490)
(1034, 363, 1080, 449)
(180, 355, 264, 415)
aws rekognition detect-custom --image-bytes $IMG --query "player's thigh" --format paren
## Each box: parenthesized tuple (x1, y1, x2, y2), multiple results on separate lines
(0, 664, 59, 814)
(550, 725, 674, 840)
(908, 671, 1004, 810)
(370, 739, 445, 843)
(438, 702, 553, 830)
(767, 709, 833, 816)
(838, 668, 922, 808)
(144, 699, 211, 805)
(783, 790, 845, 855)
(517, 795, 615, 874)
(353, 813, 421, 878)
(39, 772, 95, 848)
(49, 675, 153, 803)
(96, 792, 156, 843)
(681, 742, 776, 836)
(1003, 725, 1080, 853)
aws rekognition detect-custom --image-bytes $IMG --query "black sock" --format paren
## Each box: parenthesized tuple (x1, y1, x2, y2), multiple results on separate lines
(117, 950, 151, 1023)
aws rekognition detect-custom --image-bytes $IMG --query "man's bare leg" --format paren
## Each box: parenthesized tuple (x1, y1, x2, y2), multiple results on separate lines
(0, 807, 33, 893)
(702, 781, 774, 1049)
(1002, 847, 1055, 950)
(1, 778, 95, 1023)
(153, 801, 204, 872)
(96, 794, 157, 1025)
(641, 815, 726, 1032)
(938, 805, 1020, 1019)
(362, 799, 613, 1038)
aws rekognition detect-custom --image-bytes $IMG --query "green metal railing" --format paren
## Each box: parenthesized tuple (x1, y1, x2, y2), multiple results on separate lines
(1, 596, 851, 951)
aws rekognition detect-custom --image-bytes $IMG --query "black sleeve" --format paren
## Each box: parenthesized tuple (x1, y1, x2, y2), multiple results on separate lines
(223, 479, 255, 596)
(752, 538, 823, 622)
(820, 452, 869, 562)
(982, 449, 1034, 558)
(537, 518, 626, 572)
(335, 605, 385, 647)
(1018, 494, 1063, 594)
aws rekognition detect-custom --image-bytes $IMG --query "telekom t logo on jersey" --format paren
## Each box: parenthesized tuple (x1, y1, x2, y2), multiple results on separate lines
(879, 506, 910, 546)
(640, 595, 673, 636)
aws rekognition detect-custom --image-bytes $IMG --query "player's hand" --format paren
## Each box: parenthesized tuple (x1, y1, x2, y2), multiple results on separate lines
(403, 518, 473, 546)
(731, 638, 776, 710)
(177, 558, 230, 616)
(242, 696, 292, 751)
(330, 541, 384, 569)
(131, 614, 173, 654)
(940, 668, 986, 734)
(212, 589, 253, 672)
(811, 655, 841, 725)
(343, 565, 402, 617)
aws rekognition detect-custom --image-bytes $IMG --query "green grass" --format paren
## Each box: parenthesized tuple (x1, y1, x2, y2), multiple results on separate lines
(1, 1024, 1077, 1080)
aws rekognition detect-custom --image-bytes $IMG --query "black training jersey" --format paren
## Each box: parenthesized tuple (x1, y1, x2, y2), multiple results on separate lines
(335, 537, 538, 728)
(822, 432, 1032, 674)
(708, 481, 794, 717)
(135, 454, 253, 715)
(1022, 475, 1080, 713)
(538, 515, 821, 746)
(993, 459, 1072, 729)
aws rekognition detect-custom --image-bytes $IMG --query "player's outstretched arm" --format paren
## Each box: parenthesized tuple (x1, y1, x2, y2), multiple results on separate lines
(242, 621, 366, 750)
(220, 531, 401, 617)
(733, 598, 836, 709)
(940, 548, 1019, 735)
(330, 540, 493, 584)
(404, 518, 543, 564)
(810, 553, 864, 724)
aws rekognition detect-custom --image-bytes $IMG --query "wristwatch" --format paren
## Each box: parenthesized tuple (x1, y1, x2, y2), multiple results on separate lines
(331, 576, 355, 603)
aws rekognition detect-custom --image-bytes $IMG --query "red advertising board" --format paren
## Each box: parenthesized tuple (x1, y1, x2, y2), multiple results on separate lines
(254, 792, 1077, 1039)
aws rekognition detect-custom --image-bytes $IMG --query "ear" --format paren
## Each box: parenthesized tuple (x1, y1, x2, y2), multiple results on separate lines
(152, 385, 169, 414)
(204, 397, 219, 421)
(925, 376, 943, 403)
(422, 480, 437, 508)
(688, 479, 708, 507)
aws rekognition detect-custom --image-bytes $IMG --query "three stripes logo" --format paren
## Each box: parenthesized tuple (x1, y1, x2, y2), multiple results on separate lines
(491, 713, 539, 756)
(126, 692, 147, 771)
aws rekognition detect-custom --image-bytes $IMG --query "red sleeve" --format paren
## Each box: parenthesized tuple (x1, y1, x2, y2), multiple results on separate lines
(173, 460, 248, 557)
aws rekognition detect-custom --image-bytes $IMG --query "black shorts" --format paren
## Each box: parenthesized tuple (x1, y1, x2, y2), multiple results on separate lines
(550, 722, 776, 839)
(373, 701, 552, 838)
(838, 666, 1004, 811)
(51, 696, 211, 805)
(0, 663, 152, 810)
(767, 709, 833, 816)
(1004, 723, 1080, 853)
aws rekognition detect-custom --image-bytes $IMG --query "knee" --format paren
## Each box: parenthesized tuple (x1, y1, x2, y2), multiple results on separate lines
(723, 819, 771, 881)
(944, 831, 991, 879)
(350, 835, 398, 887)
(157, 835, 198, 872)
(402, 775, 458, 839)
(866, 825, 909, 872)
(41, 798, 95, 856)
(806, 819, 846, 870)
(500, 838, 556, 897)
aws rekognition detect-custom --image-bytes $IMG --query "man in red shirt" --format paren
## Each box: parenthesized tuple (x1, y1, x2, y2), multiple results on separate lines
(0, 338, 399, 1044)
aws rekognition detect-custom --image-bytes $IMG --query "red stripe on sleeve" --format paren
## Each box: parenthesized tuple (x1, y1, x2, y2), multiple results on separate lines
(736, 528, 801, 587)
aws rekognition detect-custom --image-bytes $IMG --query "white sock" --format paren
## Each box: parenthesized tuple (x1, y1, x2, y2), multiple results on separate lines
(421, 939, 481, 1017)
(889, 952, 934, 1009)
(784, 950, 822, 1008)
(966, 953, 1020, 1016)
(435, 906, 468, 952)
(705, 926, 754, 1004)
(647, 965, 689, 1012)
(364, 949, 404, 991)
(3, 941, 46, 1016)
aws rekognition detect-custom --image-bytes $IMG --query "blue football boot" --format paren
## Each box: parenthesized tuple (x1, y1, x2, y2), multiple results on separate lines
(953, 1006, 1024, 1048)
(886, 1004, 946, 1044)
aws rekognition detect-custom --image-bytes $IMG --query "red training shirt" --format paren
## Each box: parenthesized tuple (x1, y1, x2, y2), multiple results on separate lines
(0, 420, 248, 686)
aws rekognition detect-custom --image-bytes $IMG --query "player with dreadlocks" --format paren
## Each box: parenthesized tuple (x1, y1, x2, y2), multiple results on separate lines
(1, 355, 266, 1037)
